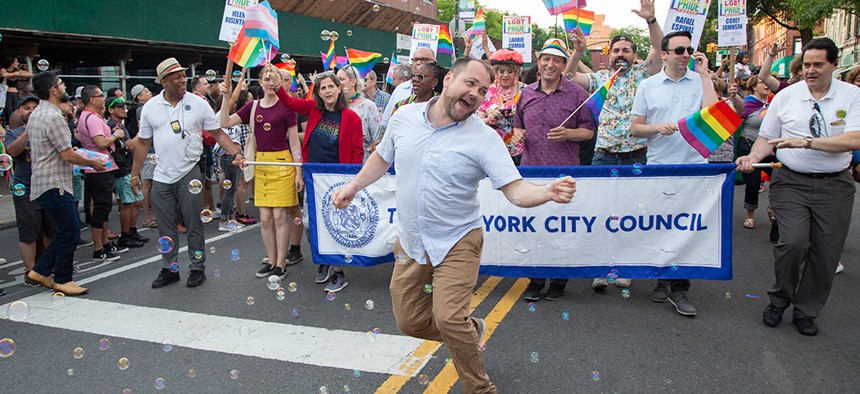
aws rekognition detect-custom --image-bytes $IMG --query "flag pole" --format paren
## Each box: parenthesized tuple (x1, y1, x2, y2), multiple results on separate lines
(555, 67, 622, 128)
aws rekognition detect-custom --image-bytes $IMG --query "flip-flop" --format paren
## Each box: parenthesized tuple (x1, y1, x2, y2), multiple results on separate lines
(743, 218, 755, 229)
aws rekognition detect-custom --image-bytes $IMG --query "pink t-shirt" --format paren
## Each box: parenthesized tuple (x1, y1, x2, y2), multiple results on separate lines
(76, 110, 116, 173)
(237, 100, 298, 152)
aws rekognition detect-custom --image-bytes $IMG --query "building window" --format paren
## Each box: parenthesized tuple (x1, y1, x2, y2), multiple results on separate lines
(793, 37, 802, 55)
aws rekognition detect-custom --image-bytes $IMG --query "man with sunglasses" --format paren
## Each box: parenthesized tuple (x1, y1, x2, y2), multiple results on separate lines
(737, 37, 860, 336)
(380, 47, 436, 131)
(631, 30, 718, 317)
(565, 0, 664, 292)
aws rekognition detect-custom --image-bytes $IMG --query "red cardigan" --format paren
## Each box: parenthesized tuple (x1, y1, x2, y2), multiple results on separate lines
(275, 87, 364, 164)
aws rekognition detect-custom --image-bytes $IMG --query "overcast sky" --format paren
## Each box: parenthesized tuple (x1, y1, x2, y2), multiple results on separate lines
(479, 0, 673, 31)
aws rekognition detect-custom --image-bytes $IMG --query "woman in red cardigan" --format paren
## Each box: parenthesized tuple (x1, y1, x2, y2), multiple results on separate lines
(271, 64, 363, 293)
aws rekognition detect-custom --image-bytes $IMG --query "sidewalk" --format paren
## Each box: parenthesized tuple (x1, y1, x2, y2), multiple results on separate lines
(0, 182, 14, 230)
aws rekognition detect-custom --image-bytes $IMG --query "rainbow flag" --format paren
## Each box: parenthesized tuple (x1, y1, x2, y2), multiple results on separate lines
(346, 48, 383, 78)
(323, 40, 337, 70)
(688, 57, 696, 71)
(227, 27, 276, 68)
(438, 25, 454, 55)
(678, 100, 743, 158)
(385, 55, 399, 84)
(543, 0, 588, 15)
(243, 1, 280, 51)
(274, 61, 297, 91)
(320, 51, 349, 70)
(562, 8, 595, 36)
(583, 71, 619, 123)
(472, 8, 486, 34)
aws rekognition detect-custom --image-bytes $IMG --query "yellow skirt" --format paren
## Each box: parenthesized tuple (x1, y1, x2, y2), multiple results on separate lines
(254, 150, 298, 207)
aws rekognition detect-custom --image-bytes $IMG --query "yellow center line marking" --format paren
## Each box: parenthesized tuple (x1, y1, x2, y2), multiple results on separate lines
(374, 276, 504, 394)
(422, 278, 529, 394)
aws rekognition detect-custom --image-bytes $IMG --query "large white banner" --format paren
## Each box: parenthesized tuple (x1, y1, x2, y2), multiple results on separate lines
(218, 0, 259, 43)
(503, 16, 533, 63)
(410, 24, 440, 57)
(304, 164, 734, 280)
(717, 0, 747, 47)
(663, 0, 713, 49)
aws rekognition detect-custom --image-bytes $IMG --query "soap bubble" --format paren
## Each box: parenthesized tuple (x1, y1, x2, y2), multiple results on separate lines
(346, 30, 353, 36)
(67, 368, 74, 376)
(37, 59, 50, 71)
(276, 291, 285, 300)
(52, 291, 66, 305)
(188, 368, 197, 378)
(99, 338, 111, 351)
(291, 308, 299, 317)
(213, 269, 221, 277)
(423, 284, 433, 294)
(724, 292, 732, 299)
(330, 31, 339, 41)
(230, 370, 239, 380)
(0, 338, 16, 357)
(170, 262, 179, 273)
(610, 168, 620, 178)
(162, 339, 174, 352)
(73, 346, 85, 359)
(365, 300, 374, 310)
(418, 374, 430, 385)
(530, 352, 540, 363)
(0, 154, 12, 171)
(246, 296, 255, 305)
(147, 154, 158, 164)
(231, 70, 242, 83)
(154, 377, 165, 390)
(210, 247, 216, 254)
(294, 217, 302, 225)
(12, 183, 26, 196)
(200, 209, 213, 223)
(267, 281, 279, 291)
(372, 4, 380, 11)
(527, 302, 536, 312)
(7, 301, 29, 321)
(188, 179, 203, 194)
(344, 254, 353, 263)
(222, 179, 232, 190)
(288, 282, 297, 292)
(621, 288, 631, 298)
(320, 30, 331, 41)
(592, 371, 601, 381)
(280, 53, 291, 63)
(204, 70, 217, 82)
(383, 57, 390, 64)
(344, 303, 351, 311)
(326, 292, 336, 301)
(231, 249, 241, 261)
(562, 312, 570, 321)
(194, 250, 203, 259)
(117, 357, 130, 370)
(240, 326, 250, 337)
(632, 162, 643, 175)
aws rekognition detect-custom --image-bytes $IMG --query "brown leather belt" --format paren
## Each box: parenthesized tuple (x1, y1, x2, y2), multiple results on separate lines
(596, 147, 646, 160)
(782, 165, 848, 179)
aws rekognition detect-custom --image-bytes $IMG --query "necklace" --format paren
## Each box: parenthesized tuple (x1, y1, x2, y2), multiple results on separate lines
(347, 92, 360, 105)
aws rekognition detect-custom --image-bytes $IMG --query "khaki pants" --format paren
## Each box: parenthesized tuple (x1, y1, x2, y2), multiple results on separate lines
(390, 228, 496, 394)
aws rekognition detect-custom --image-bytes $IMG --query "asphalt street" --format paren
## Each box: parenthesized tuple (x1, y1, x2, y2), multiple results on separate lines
(0, 184, 858, 394)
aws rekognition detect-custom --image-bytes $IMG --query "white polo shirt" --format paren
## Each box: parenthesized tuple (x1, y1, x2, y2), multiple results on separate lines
(760, 79, 860, 173)
(380, 80, 413, 128)
(139, 91, 219, 184)
(377, 98, 522, 266)
(631, 68, 707, 165)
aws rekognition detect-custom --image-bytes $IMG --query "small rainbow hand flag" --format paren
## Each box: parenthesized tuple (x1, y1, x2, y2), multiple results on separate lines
(562, 8, 595, 36)
(228, 27, 277, 68)
(438, 25, 454, 55)
(346, 48, 383, 78)
(543, 0, 588, 15)
(678, 100, 743, 158)
(687, 57, 696, 72)
(243, 1, 280, 51)
(471, 8, 486, 34)
(274, 62, 297, 91)
(583, 70, 619, 123)
(322, 40, 337, 70)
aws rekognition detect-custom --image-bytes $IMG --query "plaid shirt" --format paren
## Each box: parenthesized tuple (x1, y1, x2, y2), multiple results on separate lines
(364, 89, 391, 115)
(28, 100, 73, 200)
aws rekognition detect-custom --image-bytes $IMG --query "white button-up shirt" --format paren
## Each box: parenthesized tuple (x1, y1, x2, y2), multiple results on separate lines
(760, 79, 860, 173)
(632, 68, 707, 165)
(380, 80, 413, 128)
(377, 98, 522, 266)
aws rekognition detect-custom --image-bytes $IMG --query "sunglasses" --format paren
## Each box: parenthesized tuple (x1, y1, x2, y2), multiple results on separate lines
(808, 102, 826, 138)
(108, 97, 126, 109)
(666, 46, 695, 55)
(313, 71, 336, 83)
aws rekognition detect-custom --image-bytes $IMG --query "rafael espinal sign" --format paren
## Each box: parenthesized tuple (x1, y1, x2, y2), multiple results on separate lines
(303, 163, 734, 280)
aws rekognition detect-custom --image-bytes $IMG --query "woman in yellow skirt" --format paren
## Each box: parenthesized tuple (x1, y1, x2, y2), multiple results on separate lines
(220, 66, 303, 280)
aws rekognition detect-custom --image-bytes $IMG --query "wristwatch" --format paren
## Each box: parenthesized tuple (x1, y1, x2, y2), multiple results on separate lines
(804, 136, 814, 149)
(647, 18, 657, 25)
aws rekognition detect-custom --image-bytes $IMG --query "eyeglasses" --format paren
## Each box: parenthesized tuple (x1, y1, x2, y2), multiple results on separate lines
(411, 56, 433, 64)
(809, 102, 826, 138)
(666, 46, 695, 55)
(108, 97, 125, 109)
(411, 73, 427, 82)
(496, 68, 517, 75)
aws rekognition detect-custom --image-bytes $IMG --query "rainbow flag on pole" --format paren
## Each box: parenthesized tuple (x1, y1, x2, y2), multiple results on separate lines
(227, 28, 276, 68)
(243, 1, 280, 51)
(274, 61, 297, 91)
(678, 100, 743, 158)
(346, 48, 383, 78)
(583, 71, 618, 123)
(322, 40, 337, 70)
(471, 8, 486, 34)
(438, 25, 454, 55)
(543, 0, 588, 15)
(562, 8, 595, 35)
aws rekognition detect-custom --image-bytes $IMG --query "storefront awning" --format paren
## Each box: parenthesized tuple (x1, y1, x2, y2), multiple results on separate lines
(770, 56, 793, 79)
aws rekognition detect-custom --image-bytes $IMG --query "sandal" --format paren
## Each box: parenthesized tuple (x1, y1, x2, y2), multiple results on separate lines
(743, 218, 755, 229)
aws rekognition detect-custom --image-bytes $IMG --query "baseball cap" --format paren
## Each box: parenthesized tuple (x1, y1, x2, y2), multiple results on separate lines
(74, 86, 84, 99)
(130, 84, 145, 100)
(18, 95, 39, 107)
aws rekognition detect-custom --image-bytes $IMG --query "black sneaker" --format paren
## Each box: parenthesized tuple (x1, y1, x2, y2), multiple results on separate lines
(118, 235, 145, 249)
(769, 217, 779, 244)
(76, 239, 94, 250)
(523, 283, 542, 301)
(109, 242, 129, 254)
(285, 249, 303, 266)
(544, 283, 566, 301)
(186, 270, 206, 287)
(152, 268, 180, 288)
(93, 249, 121, 262)
(793, 317, 818, 336)
(668, 291, 697, 316)
(0, 287, 6, 296)
(131, 228, 149, 243)
(271, 266, 287, 281)
(650, 281, 669, 303)
(762, 304, 785, 327)
(256, 264, 276, 278)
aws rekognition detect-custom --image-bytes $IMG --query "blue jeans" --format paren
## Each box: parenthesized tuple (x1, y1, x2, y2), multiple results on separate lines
(33, 189, 82, 284)
(592, 150, 647, 166)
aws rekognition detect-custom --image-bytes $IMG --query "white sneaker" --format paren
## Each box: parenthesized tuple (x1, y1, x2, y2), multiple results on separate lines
(614, 278, 632, 288)
(218, 221, 245, 232)
(836, 262, 844, 274)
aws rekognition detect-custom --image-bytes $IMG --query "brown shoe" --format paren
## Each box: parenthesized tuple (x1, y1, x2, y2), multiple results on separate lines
(178, 224, 187, 234)
(26, 270, 55, 290)
(53, 281, 88, 296)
